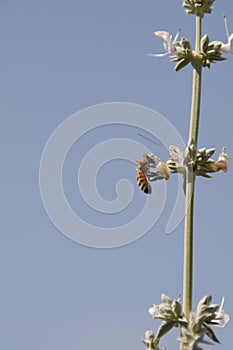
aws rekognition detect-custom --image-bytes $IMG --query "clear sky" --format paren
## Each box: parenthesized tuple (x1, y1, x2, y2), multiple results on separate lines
(1, 1, 233, 349)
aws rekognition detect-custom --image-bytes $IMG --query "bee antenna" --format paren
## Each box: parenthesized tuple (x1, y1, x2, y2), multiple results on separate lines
(137, 133, 165, 148)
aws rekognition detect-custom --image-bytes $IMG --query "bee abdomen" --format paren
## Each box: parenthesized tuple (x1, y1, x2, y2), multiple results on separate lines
(136, 172, 152, 194)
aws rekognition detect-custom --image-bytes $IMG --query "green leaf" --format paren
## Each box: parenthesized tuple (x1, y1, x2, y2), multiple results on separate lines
(201, 34, 209, 52)
(172, 300, 182, 318)
(174, 58, 190, 71)
(197, 296, 212, 312)
(178, 319, 188, 327)
(197, 173, 212, 178)
(200, 305, 219, 317)
(204, 325, 221, 344)
(155, 321, 175, 339)
(181, 37, 192, 50)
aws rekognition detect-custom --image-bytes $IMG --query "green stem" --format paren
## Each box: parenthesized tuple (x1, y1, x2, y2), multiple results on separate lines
(188, 15, 202, 147)
(183, 15, 203, 317)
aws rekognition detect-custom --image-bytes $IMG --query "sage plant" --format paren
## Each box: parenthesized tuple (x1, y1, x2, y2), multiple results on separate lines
(139, 1, 230, 349)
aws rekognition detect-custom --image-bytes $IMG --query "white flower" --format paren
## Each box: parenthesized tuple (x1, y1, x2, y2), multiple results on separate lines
(211, 15, 233, 53)
(169, 146, 184, 167)
(148, 28, 181, 57)
(213, 296, 230, 327)
(148, 304, 163, 319)
(216, 147, 230, 172)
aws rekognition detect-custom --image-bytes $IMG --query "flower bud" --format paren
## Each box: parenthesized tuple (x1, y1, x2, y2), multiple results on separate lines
(183, 0, 215, 18)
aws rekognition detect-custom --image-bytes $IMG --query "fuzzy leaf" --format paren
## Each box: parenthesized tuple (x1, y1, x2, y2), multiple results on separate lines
(197, 296, 212, 311)
(204, 325, 221, 344)
(174, 58, 191, 71)
(172, 299, 182, 318)
(197, 173, 212, 178)
(180, 37, 192, 50)
(161, 294, 172, 305)
(155, 321, 175, 340)
(201, 34, 209, 52)
(201, 305, 219, 316)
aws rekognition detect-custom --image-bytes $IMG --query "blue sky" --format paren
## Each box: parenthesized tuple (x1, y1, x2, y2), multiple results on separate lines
(1, 1, 233, 349)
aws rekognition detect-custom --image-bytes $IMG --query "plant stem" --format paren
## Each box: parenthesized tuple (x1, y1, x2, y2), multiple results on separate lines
(188, 15, 202, 147)
(183, 15, 203, 318)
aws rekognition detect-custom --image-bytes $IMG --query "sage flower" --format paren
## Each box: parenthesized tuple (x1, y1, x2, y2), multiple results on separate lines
(148, 28, 181, 57)
(210, 15, 233, 53)
(148, 294, 182, 322)
(148, 304, 164, 320)
(199, 147, 230, 175)
(215, 147, 230, 172)
(212, 296, 230, 327)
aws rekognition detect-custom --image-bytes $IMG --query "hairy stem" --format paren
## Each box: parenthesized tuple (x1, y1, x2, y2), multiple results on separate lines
(183, 15, 202, 319)
(188, 15, 202, 147)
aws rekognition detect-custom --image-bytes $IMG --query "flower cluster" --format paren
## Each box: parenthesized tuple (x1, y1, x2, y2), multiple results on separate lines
(148, 293, 183, 323)
(201, 34, 226, 68)
(195, 146, 229, 177)
(183, 0, 215, 18)
(136, 145, 229, 194)
(167, 145, 229, 178)
(142, 294, 184, 350)
(141, 331, 160, 350)
(142, 294, 229, 350)
(170, 37, 194, 71)
(149, 15, 232, 70)
(179, 295, 230, 350)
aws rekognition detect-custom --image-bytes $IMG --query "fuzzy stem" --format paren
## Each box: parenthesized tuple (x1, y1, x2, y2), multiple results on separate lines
(183, 15, 202, 318)
(188, 16, 202, 146)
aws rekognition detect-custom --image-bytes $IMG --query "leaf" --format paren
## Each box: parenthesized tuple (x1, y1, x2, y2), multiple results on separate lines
(155, 321, 175, 339)
(141, 338, 149, 347)
(201, 34, 210, 52)
(172, 300, 182, 318)
(181, 37, 192, 50)
(204, 325, 221, 344)
(197, 295, 212, 312)
(174, 58, 191, 71)
(161, 294, 172, 305)
(197, 173, 212, 178)
(200, 305, 219, 318)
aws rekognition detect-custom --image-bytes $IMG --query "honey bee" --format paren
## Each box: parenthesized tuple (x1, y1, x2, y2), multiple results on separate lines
(136, 171, 152, 194)
(136, 152, 170, 194)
